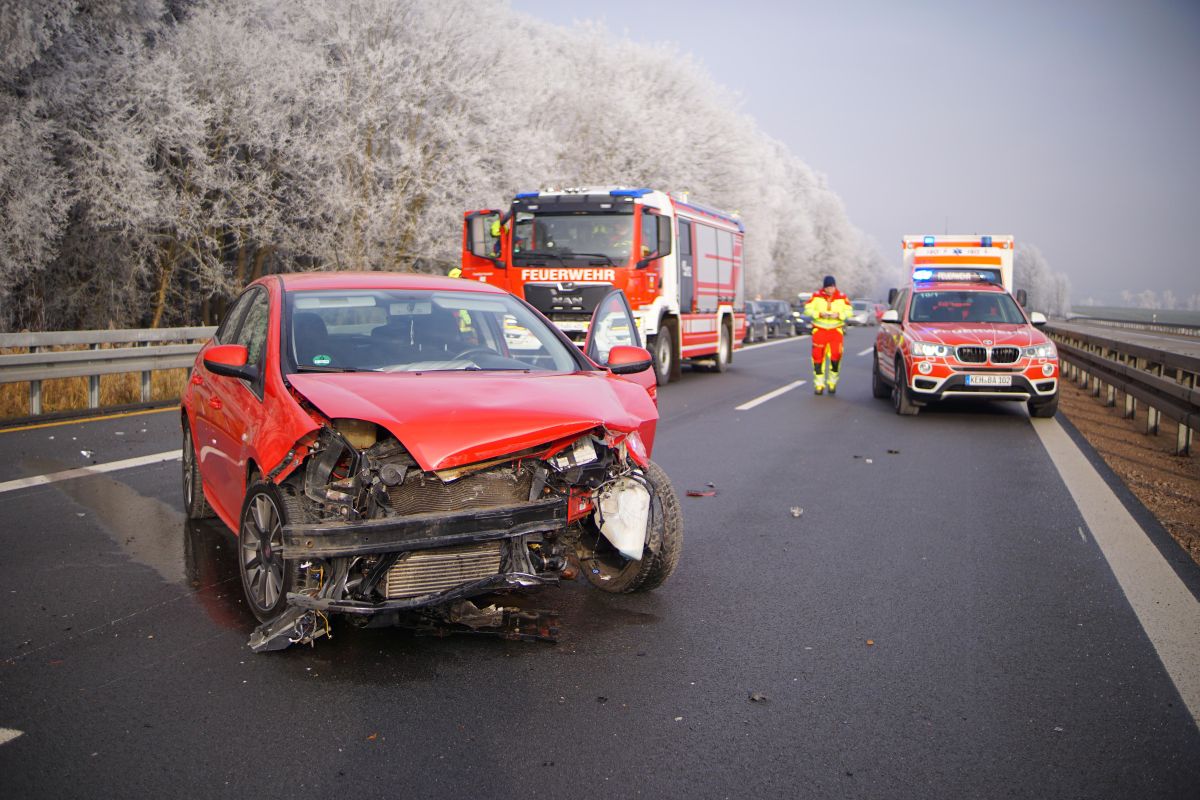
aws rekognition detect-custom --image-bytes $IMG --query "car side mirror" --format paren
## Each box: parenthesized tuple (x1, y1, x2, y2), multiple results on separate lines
(1016, 289, 1028, 308)
(606, 345, 654, 375)
(887, 288, 898, 305)
(1029, 311, 1047, 326)
(204, 343, 258, 382)
(881, 309, 899, 323)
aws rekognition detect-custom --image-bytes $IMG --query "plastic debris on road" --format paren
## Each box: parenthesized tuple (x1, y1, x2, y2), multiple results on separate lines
(790, 507, 803, 518)
(686, 489, 717, 497)
(749, 692, 768, 703)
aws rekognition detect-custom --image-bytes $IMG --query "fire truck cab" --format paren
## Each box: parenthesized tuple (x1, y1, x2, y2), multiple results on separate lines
(462, 187, 745, 385)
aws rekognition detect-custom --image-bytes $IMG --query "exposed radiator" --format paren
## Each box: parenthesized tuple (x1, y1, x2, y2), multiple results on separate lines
(383, 542, 503, 599)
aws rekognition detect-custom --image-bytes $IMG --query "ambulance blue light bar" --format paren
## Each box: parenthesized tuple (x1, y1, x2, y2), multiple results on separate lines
(923, 235, 936, 246)
(913, 268, 1002, 284)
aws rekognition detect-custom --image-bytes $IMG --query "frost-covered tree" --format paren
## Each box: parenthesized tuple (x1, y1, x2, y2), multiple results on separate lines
(0, 0, 889, 331)
(1014, 242, 1071, 317)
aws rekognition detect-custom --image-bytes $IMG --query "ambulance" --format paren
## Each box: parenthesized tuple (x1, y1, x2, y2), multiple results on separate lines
(873, 235, 1059, 417)
(461, 187, 745, 386)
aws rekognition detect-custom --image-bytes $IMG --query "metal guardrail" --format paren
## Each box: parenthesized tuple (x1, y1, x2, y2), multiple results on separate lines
(1065, 315, 1200, 338)
(0, 326, 216, 416)
(1045, 323, 1199, 455)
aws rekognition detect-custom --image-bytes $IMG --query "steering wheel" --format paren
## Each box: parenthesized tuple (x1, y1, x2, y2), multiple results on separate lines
(452, 347, 496, 362)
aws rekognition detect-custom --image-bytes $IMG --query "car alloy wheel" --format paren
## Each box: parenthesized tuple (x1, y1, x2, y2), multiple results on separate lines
(238, 483, 295, 621)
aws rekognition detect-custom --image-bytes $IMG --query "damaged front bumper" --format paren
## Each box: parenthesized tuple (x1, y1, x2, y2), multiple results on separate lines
(281, 497, 566, 558)
(249, 496, 570, 652)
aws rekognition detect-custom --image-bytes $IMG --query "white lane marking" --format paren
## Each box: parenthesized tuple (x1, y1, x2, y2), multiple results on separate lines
(0, 728, 23, 746)
(739, 335, 809, 352)
(857, 347, 873, 356)
(735, 380, 808, 411)
(1078, 526, 1087, 543)
(0, 450, 182, 495)
(1032, 417, 1200, 726)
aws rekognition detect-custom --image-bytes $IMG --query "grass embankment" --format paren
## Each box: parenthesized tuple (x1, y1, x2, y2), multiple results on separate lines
(0, 344, 188, 420)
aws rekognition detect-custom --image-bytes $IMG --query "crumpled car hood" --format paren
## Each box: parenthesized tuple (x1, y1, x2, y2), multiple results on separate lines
(287, 371, 658, 471)
(906, 322, 1045, 348)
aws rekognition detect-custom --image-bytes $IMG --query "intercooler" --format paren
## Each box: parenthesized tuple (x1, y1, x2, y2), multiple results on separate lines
(382, 541, 503, 599)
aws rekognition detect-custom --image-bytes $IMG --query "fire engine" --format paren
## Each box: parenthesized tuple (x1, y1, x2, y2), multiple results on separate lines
(461, 187, 745, 385)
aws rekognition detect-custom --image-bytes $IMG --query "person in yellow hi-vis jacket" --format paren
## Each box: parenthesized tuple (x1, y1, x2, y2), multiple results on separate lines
(804, 275, 853, 395)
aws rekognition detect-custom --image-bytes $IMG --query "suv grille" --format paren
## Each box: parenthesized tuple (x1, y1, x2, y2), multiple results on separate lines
(956, 346, 987, 363)
(991, 347, 1019, 364)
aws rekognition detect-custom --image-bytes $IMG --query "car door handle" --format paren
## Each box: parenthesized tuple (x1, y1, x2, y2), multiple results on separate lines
(209, 397, 222, 410)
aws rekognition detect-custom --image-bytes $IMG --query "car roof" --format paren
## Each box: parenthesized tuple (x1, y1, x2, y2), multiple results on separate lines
(273, 271, 507, 294)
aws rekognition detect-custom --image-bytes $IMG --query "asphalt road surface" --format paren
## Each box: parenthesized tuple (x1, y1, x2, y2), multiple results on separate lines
(2, 328, 1198, 799)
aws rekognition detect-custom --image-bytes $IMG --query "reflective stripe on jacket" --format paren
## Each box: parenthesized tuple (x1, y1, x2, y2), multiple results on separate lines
(804, 290, 852, 330)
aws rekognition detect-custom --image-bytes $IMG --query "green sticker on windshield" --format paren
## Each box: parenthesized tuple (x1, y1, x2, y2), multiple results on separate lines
(312, 354, 331, 366)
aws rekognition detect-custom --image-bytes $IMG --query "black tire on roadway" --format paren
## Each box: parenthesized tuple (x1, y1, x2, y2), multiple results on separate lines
(1028, 394, 1059, 418)
(580, 460, 683, 594)
(653, 321, 677, 386)
(871, 349, 891, 399)
(182, 420, 215, 519)
(892, 358, 920, 416)
(700, 321, 732, 373)
(238, 480, 302, 622)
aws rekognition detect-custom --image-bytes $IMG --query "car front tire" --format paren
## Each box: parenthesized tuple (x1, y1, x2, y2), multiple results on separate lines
(1028, 394, 1059, 418)
(238, 481, 300, 622)
(892, 358, 920, 416)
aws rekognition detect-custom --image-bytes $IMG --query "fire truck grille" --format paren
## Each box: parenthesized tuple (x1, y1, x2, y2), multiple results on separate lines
(383, 542, 503, 599)
(991, 347, 1019, 364)
(387, 468, 533, 515)
(956, 346, 987, 363)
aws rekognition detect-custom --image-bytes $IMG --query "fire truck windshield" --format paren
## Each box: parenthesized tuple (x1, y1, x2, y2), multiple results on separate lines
(513, 213, 634, 264)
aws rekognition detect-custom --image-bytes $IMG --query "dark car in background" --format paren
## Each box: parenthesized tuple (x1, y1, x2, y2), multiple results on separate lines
(743, 300, 770, 343)
(790, 303, 814, 335)
(758, 299, 795, 338)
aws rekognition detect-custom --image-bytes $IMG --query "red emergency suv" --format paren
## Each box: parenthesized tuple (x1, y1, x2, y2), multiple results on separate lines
(181, 272, 681, 651)
(871, 273, 1059, 417)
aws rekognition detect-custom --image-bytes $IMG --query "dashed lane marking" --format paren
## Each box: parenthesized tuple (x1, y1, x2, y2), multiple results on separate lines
(857, 347, 873, 356)
(735, 380, 808, 411)
(1032, 417, 1200, 726)
(0, 728, 23, 746)
(0, 450, 181, 495)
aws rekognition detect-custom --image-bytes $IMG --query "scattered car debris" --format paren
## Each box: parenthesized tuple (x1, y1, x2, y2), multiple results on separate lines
(596, 696, 608, 704)
(80, 450, 94, 459)
(887, 449, 900, 455)
(686, 489, 718, 497)
(864, 458, 873, 465)
(749, 692, 769, 703)
(866, 639, 875, 646)
(790, 507, 803, 517)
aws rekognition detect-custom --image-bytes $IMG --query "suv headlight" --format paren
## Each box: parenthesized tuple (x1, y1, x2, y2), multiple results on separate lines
(1021, 342, 1057, 359)
(911, 341, 952, 358)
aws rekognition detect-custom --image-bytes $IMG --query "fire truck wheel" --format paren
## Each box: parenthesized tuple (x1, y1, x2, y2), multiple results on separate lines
(892, 358, 920, 416)
(871, 349, 891, 399)
(710, 321, 731, 372)
(653, 321, 677, 386)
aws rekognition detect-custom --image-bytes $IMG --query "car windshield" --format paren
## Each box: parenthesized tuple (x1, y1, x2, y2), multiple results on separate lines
(285, 289, 582, 373)
(512, 213, 634, 263)
(852, 300, 871, 311)
(909, 291, 1026, 324)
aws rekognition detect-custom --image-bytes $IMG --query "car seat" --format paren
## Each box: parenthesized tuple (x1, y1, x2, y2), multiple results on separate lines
(410, 311, 463, 355)
(292, 312, 330, 365)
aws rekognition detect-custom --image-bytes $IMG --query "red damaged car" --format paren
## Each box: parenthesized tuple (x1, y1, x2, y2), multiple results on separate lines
(181, 272, 681, 651)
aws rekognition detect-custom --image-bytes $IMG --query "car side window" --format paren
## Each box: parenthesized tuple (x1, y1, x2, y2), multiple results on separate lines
(232, 289, 270, 368)
(215, 290, 256, 344)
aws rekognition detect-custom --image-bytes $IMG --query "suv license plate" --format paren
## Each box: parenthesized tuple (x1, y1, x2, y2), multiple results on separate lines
(967, 374, 1012, 387)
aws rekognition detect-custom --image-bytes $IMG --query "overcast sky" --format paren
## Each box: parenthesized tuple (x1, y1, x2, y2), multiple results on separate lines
(509, 0, 1200, 305)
